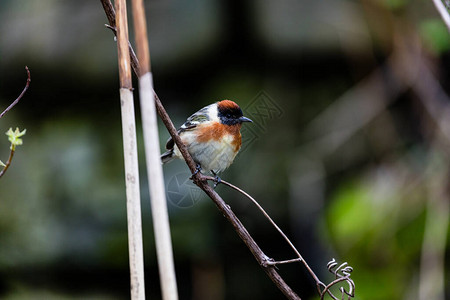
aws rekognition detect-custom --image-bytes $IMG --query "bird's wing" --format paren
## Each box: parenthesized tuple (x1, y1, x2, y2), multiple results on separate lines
(165, 105, 211, 150)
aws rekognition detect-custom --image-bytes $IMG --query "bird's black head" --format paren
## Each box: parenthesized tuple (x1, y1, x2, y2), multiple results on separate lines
(217, 100, 253, 125)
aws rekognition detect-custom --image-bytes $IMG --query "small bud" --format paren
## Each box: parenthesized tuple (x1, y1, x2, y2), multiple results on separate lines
(6, 127, 26, 150)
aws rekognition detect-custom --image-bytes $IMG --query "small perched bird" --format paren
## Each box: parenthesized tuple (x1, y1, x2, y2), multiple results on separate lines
(161, 100, 252, 178)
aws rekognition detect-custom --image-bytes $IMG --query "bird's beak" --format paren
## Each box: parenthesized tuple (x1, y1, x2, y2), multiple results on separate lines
(239, 116, 253, 123)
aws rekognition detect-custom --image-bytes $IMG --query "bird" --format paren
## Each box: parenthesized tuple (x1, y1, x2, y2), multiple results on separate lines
(161, 100, 252, 180)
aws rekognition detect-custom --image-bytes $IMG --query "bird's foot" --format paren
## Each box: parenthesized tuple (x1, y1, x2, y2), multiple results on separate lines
(189, 164, 202, 179)
(211, 171, 222, 188)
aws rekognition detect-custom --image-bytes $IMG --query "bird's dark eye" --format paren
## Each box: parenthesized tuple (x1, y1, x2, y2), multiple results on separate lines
(226, 113, 231, 118)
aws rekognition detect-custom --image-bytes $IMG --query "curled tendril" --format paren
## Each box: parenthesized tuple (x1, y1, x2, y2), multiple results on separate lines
(320, 258, 355, 300)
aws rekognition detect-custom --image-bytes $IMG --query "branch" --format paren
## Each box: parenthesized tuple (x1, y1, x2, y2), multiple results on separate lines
(0, 66, 30, 179)
(0, 127, 26, 179)
(204, 176, 322, 283)
(204, 176, 356, 300)
(0, 147, 15, 179)
(0, 66, 30, 119)
(101, 0, 140, 76)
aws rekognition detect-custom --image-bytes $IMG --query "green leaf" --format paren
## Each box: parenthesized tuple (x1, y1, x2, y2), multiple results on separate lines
(0, 160, 5, 167)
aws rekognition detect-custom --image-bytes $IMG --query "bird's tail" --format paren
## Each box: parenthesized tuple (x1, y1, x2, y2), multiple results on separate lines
(161, 149, 175, 164)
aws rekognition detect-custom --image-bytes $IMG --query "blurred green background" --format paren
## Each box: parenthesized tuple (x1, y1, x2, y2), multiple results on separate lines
(0, 0, 449, 299)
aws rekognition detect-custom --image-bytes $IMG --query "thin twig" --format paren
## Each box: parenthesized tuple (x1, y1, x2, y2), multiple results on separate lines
(206, 177, 356, 300)
(101, 0, 140, 76)
(320, 278, 351, 300)
(1, 67, 30, 178)
(320, 259, 355, 300)
(206, 176, 323, 288)
(0, 148, 15, 179)
(0, 66, 30, 119)
(264, 258, 302, 266)
(432, 0, 450, 33)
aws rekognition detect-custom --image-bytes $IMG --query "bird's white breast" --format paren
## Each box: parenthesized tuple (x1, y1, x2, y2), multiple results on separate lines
(173, 130, 238, 174)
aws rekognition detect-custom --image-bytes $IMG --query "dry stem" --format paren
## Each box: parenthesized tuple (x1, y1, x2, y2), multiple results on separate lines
(0, 148, 15, 179)
(0, 66, 30, 119)
(130, 0, 179, 299)
(114, 0, 146, 298)
(0, 66, 31, 179)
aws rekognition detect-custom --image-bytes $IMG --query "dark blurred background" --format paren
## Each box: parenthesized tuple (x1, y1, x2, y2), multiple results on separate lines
(0, 0, 449, 299)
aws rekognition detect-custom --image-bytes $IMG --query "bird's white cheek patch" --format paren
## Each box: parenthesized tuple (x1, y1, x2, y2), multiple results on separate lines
(206, 104, 220, 123)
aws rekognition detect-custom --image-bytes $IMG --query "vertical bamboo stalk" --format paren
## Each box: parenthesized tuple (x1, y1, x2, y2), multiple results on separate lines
(115, 0, 146, 298)
(131, 0, 179, 299)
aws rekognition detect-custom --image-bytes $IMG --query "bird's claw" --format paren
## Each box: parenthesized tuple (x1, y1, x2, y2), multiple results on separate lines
(189, 164, 202, 179)
(261, 256, 276, 268)
(212, 171, 221, 188)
